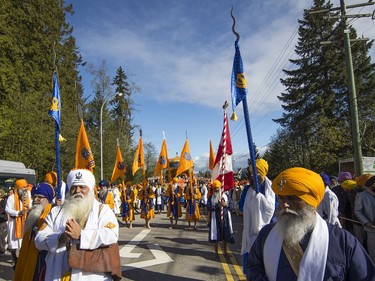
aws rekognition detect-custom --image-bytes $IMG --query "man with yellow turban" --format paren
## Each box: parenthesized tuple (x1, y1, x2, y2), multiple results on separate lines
(138, 182, 155, 229)
(207, 180, 234, 258)
(239, 158, 275, 274)
(5, 179, 32, 269)
(165, 177, 183, 229)
(247, 167, 375, 281)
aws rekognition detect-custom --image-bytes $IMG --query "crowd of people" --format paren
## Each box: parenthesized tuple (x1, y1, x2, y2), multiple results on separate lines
(0, 161, 374, 280)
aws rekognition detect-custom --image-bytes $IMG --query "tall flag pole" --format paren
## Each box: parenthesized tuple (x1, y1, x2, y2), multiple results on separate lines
(209, 140, 215, 171)
(211, 101, 234, 222)
(75, 119, 95, 172)
(154, 132, 170, 182)
(230, 7, 260, 193)
(48, 71, 62, 200)
(111, 138, 126, 184)
(132, 130, 145, 179)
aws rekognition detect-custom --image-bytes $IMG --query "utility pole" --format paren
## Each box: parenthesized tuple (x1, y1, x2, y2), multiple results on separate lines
(310, 0, 374, 176)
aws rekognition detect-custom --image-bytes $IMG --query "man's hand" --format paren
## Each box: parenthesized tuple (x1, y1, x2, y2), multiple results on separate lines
(65, 219, 82, 240)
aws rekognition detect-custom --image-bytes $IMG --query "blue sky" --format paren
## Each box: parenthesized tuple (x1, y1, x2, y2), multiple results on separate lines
(65, 0, 374, 171)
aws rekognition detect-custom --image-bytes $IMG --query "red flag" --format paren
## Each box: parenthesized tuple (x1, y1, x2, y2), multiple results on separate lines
(211, 110, 234, 192)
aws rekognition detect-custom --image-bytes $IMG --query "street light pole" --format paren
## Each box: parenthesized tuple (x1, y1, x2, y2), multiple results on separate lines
(100, 93, 123, 180)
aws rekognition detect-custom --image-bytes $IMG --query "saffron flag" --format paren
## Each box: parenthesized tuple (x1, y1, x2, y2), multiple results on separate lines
(176, 139, 193, 177)
(154, 139, 169, 177)
(110, 146, 126, 183)
(132, 137, 144, 175)
(49, 72, 61, 131)
(209, 140, 215, 170)
(211, 111, 234, 192)
(75, 119, 95, 172)
(230, 40, 248, 114)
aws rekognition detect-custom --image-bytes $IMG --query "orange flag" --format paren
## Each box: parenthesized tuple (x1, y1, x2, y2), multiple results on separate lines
(110, 146, 126, 183)
(75, 119, 95, 172)
(176, 139, 193, 177)
(132, 137, 144, 175)
(209, 140, 215, 170)
(154, 139, 169, 177)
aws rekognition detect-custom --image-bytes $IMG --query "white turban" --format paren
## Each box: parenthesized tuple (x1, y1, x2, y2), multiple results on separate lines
(66, 169, 95, 191)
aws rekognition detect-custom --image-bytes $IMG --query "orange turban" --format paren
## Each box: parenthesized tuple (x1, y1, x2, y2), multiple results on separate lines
(272, 167, 324, 208)
(212, 180, 222, 189)
(250, 159, 269, 178)
(15, 179, 28, 190)
(44, 171, 57, 186)
(355, 174, 373, 187)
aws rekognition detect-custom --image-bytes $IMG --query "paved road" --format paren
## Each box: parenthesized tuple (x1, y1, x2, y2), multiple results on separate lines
(0, 207, 246, 281)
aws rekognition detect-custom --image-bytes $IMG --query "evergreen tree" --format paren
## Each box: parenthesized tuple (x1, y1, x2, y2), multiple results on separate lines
(268, 0, 375, 174)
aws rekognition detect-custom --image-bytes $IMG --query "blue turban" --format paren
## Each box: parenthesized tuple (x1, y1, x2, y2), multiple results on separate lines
(320, 173, 330, 187)
(99, 179, 109, 187)
(31, 182, 55, 203)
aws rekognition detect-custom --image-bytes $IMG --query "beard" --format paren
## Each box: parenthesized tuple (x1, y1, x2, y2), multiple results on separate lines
(213, 191, 221, 204)
(276, 203, 316, 246)
(98, 189, 106, 197)
(24, 203, 45, 234)
(62, 192, 95, 226)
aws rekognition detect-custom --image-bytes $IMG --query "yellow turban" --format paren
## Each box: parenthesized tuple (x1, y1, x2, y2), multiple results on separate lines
(355, 174, 373, 187)
(126, 181, 132, 187)
(173, 177, 178, 183)
(250, 159, 269, 178)
(212, 180, 222, 189)
(15, 179, 28, 190)
(341, 180, 357, 191)
(271, 167, 324, 208)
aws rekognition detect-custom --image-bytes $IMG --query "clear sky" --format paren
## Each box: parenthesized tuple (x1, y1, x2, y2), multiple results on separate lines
(65, 0, 374, 171)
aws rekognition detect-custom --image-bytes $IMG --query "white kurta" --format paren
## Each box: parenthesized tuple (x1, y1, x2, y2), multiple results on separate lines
(35, 199, 119, 281)
(317, 186, 341, 227)
(241, 177, 275, 255)
(112, 187, 121, 215)
(200, 185, 208, 205)
(5, 191, 32, 250)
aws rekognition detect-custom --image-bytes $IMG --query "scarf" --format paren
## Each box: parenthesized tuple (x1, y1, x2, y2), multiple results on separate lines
(264, 212, 329, 281)
(14, 191, 30, 239)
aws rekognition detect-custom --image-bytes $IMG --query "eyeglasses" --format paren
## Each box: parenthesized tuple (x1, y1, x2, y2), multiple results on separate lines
(33, 195, 46, 200)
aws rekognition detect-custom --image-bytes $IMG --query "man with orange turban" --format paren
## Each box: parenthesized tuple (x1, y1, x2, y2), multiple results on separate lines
(5, 179, 32, 269)
(165, 177, 183, 229)
(239, 158, 275, 274)
(247, 167, 375, 281)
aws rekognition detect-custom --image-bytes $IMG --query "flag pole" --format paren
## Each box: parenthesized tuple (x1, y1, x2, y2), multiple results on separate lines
(230, 7, 260, 193)
(51, 71, 61, 200)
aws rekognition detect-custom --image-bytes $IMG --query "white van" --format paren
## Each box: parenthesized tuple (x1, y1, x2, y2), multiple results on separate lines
(0, 160, 36, 190)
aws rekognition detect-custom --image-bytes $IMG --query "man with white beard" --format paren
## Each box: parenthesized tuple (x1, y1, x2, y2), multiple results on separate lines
(35, 169, 120, 281)
(5, 179, 32, 269)
(207, 180, 234, 258)
(246, 167, 375, 281)
(14, 182, 55, 281)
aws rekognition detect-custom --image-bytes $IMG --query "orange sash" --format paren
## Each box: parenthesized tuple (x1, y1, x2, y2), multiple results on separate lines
(14, 192, 30, 239)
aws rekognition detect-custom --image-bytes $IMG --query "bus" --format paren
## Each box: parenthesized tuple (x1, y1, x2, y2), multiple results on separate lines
(0, 160, 36, 190)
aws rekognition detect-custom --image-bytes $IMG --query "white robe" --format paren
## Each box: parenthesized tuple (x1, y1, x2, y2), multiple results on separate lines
(35, 199, 119, 281)
(5, 191, 32, 250)
(317, 186, 341, 227)
(241, 177, 275, 255)
(112, 187, 121, 215)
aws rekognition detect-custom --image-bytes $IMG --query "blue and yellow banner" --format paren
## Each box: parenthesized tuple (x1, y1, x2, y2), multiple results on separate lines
(49, 72, 61, 131)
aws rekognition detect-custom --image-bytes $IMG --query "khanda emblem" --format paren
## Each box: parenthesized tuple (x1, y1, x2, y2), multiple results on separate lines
(183, 152, 191, 161)
(277, 178, 286, 192)
(81, 147, 93, 160)
(50, 97, 59, 111)
(236, 73, 247, 89)
(158, 156, 167, 165)
(117, 161, 125, 170)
